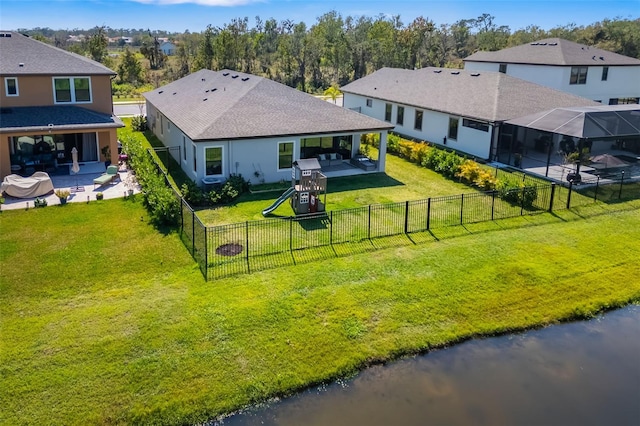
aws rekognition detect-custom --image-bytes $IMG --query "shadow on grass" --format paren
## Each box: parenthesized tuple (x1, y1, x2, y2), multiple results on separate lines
(327, 173, 405, 194)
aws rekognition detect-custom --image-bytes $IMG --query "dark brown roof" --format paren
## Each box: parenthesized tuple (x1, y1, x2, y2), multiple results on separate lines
(464, 38, 640, 66)
(0, 31, 115, 76)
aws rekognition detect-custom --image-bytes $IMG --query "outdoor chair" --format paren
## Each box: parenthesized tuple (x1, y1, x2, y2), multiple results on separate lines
(93, 165, 120, 188)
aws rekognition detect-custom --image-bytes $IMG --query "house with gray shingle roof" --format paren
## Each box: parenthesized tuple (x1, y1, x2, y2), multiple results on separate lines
(0, 31, 123, 180)
(464, 38, 640, 105)
(340, 67, 600, 160)
(144, 69, 393, 185)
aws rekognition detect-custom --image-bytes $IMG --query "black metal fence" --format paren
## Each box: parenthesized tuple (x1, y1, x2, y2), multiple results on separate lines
(141, 142, 636, 280)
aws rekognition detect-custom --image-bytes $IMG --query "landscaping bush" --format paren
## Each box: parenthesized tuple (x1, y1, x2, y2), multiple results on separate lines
(120, 134, 180, 226)
(131, 114, 148, 131)
(497, 176, 538, 208)
(181, 174, 250, 207)
(456, 160, 498, 190)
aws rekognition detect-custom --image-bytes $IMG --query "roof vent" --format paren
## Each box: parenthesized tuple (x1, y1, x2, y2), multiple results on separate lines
(531, 42, 538, 45)
(451, 71, 460, 75)
(201, 78, 205, 81)
(205, 89, 209, 92)
(172, 92, 176, 95)
(241, 77, 249, 81)
(231, 75, 239, 79)
(158, 90, 164, 94)
(549, 42, 557, 46)
(211, 88, 217, 92)
(433, 69, 442, 73)
(539, 42, 547, 45)
(203, 98, 208, 101)
(592, 55, 596, 60)
(19, 63, 24, 67)
(599, 56, 605, 60)
(222, 72, 229, 76)
(470, 72, 480, 77)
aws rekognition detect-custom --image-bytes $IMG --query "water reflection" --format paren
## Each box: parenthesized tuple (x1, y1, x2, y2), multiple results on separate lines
(218, 305, 640, 426)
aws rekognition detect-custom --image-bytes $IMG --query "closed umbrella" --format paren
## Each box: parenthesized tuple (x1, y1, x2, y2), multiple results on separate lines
(589, 153, 628, 169)
(71, 147, 84, 192)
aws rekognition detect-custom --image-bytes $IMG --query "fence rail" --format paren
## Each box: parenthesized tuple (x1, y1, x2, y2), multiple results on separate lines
(143, 144, 635, 280)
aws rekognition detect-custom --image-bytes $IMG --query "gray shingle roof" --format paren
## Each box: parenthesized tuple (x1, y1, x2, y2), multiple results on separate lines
(340, 67, 600, 123)
(0, 105, 124, 133)
(143, 69, 393, 141)
(0, 31, 115, 75)
(464, 38, 640, 66)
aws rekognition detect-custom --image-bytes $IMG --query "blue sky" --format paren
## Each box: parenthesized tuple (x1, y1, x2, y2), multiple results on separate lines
(1, 0, 638, 33)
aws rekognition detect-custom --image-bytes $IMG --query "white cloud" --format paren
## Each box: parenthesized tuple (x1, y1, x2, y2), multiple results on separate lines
(131, 0, 261, 5)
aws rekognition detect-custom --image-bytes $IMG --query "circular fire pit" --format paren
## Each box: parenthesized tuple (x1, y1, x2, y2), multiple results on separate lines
(215, 243, 243, 256)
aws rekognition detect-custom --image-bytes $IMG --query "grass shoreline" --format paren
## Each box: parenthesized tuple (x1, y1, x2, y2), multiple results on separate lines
(1, 199, 639, 424)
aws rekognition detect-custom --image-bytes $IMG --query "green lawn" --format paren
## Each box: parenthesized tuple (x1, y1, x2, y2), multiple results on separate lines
(1, 195, 639, 425)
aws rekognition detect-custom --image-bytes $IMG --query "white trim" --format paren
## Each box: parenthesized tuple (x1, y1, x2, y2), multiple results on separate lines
(4, 77, 18, 97)
(277, 140, 295, 171)
(52, 76, 93, 104)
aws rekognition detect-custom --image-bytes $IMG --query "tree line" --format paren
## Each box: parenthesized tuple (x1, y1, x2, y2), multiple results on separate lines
(19, 13, 640, 93)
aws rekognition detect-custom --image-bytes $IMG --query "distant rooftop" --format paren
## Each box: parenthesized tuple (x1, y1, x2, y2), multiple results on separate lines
(464, 38, 640, 67)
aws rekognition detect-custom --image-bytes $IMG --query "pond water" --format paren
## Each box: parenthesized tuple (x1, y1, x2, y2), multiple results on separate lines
(216, 305, 640, 426)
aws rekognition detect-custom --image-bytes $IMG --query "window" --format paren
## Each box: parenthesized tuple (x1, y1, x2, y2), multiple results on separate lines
(5, 77, 18, 96)
(366, 99, 373, 107)
(53, 77, 92, 103)
(414, 110, 423, 131)
(609, 97, 639, 105)
(602, 66, 609, 81)
(182, 136, 187, 161)
(205, 147, 222, 175)
(448, 117, 459, 140)
(570, 67, 588, 85)
(462, 118, 489, 132)
(498, 64, 507, 74)
(193, 145, 197, 172)
(384, 103, 392, 122)
(396, 106, 404, 125)
(278, 141, 294, 170)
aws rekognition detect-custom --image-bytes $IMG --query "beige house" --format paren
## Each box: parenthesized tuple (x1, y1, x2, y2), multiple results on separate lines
(0, 31, 123, 180)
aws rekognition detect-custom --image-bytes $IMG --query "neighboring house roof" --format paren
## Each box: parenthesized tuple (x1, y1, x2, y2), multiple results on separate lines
(340, 67, 599, 123)
(464, 38, 640, 67)
(144, 69, 393, 141)
(0, 106, 124, 133)
(505, 104, 640, 139)
(0, 31, 115, 76)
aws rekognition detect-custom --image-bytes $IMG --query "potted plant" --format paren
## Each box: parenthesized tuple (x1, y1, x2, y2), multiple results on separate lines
(124, 173, 137, 197)
(96, 192, 104, 201)
(101, 146, 111, 166)
(54, 189, 70, 205)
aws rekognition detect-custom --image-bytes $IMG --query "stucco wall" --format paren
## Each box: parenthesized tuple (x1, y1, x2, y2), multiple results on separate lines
(344, 93, 492, 159)
(0, 74, 114, 114)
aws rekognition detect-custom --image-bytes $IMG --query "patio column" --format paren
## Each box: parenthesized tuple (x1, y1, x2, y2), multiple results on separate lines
(377, 131, 388, 172)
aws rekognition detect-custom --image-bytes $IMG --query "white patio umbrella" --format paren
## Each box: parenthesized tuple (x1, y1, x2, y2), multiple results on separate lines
(71, 147, 84, 192)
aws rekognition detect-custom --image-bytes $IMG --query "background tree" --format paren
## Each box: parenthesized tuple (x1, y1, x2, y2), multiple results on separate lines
(87, 26, 108, 62)
(117, 48, 144, 85)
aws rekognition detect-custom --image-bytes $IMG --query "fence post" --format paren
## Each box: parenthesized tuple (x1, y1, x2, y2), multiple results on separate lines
(192, 210, 196, 254)
(549, 183, 556, 212)
(368, 205, 372, 240)
(520, 185, 526, 216)
(491, 190, 496, 220)
(404, 201, 409, 234)
(594, 176, 600, 202)
(460, 194, 464, 225)
(289, 218, 293, 252)
(426, 198, 431, 231)
(566, 181, 573, 209)
(619, 171, 625, 199)
(330, 211, 333, 246)
(204, 225, 208, 280)
(245, 221, 250, 273)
